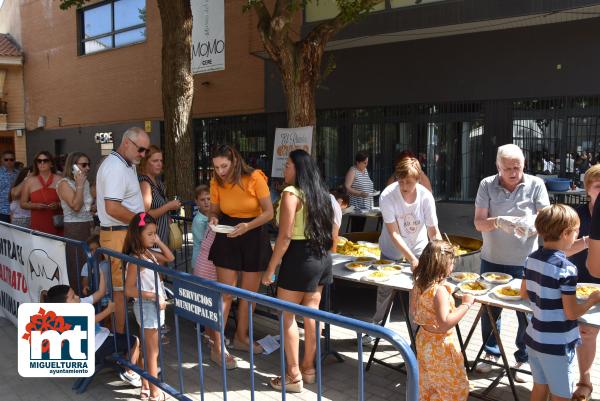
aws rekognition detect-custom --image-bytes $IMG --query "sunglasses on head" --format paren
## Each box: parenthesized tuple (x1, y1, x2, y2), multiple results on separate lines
(77, 162, 90, 168)
(128, 137, 148, 154)
(35, 158, 50, 164)
(3, 158, 14, 162)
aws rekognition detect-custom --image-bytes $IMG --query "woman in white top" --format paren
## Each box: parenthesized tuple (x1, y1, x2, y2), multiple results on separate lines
(363, 157, 441, 344)
(57, 152, 95, 289)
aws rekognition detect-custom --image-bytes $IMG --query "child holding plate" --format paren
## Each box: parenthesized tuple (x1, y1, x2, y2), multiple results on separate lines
(412, 240, 473, 401)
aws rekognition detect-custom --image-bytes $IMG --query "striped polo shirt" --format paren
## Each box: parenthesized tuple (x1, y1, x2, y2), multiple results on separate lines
(524, 248, 580, 355)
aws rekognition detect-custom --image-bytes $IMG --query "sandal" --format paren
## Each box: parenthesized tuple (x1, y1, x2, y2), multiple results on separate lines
(572, 382, 593, 401)
(233, 337, 264, 354)
(149, 391, 170, 401)
(210, 350, 238, 370)
(140, 388, 150, 401)
(300, 368, 316, 384)
(269, 374, 303, 393)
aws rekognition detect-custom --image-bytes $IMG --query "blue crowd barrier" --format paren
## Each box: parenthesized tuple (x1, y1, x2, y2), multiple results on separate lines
(170, 214, 194, 274)
(98, 247, 419, 401)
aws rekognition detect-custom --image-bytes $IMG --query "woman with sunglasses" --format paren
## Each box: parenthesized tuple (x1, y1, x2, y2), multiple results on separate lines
(20, 150, 63, 236)
(57, 152, 95, 288)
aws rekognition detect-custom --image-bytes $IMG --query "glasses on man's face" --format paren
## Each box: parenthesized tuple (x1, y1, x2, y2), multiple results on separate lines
(128, 137, 148, 155)
(77, 162, 90, 168)
(36, 158, 50, 164)
(3, 158, 14, 162)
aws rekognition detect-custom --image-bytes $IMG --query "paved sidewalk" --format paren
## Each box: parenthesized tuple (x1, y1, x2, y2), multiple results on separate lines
(2, 286, 599, 401)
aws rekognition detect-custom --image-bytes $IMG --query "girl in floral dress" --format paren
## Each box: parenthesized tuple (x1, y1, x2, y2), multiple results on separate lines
(412, 240, 473, 401)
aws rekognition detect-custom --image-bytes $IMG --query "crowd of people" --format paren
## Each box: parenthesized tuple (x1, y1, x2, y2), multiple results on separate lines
(2, 128, 600, 400)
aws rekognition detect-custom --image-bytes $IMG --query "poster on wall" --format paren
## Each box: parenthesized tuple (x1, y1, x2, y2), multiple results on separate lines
(0, 223, 68, 325)
(191, 0, 225, 74)
(271, 126, 313, 178)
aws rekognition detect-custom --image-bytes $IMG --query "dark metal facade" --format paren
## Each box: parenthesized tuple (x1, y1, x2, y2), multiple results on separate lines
(194, 95, 600, 202)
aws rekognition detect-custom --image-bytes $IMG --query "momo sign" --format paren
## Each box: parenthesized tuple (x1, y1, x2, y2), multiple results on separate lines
(191, 0, 225, 74)
(18, 303, 95, 377)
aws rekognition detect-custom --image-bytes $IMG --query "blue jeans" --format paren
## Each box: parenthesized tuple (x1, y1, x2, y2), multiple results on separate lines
(480, 259, 529, 363)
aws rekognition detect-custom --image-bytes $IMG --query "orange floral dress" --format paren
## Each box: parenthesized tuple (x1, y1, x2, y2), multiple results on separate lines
(414, 283, 469, 401)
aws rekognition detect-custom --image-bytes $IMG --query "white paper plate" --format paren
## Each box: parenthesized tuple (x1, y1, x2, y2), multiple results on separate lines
(458, 280, 491, 296)
(492, 285, 522, 301)
(482, 272, 513, 284)
(209, 224, 236, 234)
(449, 271, 480, 283)
(576, 283, 600, 301)
(370, 191, 381, 197)
(362, 271, 390, 283)
(376, 264, 405, 275)
(345, 262, 371, 272)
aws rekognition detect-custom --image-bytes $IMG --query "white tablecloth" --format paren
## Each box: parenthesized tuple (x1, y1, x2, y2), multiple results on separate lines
(331, 254, 600, 328)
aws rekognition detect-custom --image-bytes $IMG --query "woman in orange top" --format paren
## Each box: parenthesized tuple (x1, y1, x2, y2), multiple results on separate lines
(20, 151, 63, 236)
(208, 145, 274, 360)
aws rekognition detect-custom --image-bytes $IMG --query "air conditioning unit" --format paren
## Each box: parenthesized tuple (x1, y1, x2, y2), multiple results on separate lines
(37, 115, 46, 128)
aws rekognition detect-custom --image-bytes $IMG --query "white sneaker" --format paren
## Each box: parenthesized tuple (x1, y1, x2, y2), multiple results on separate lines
(512, 362, 529, 383)
(119, 370, 142, 387)
(475, 353, 499, 373)
(361, 334, 375, 346)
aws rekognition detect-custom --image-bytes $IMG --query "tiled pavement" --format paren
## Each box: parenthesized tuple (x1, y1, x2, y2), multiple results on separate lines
(2, 282, 599, 401)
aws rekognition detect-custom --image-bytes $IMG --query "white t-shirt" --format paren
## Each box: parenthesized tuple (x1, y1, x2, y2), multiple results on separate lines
(378, 182, 438, 260)
(81, 295, 109, 352)
(96, 151, 144, 226)
(330, 194, 342, 229)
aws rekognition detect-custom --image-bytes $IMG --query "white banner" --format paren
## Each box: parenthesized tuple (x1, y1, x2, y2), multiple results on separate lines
(0, 224, 68, 325)
(191, 0, 225, 74)
(271, 126, 314, 178)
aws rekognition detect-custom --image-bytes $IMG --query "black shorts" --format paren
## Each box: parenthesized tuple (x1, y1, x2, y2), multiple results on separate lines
(277, 240, 332, 292)
(209, 214, 272, 272)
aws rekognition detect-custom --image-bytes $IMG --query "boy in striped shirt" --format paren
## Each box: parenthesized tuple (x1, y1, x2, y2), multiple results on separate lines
(521, 204, 600, 401)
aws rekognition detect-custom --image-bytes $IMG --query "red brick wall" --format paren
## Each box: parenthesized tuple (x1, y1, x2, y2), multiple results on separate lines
(21, 0, 265, 131)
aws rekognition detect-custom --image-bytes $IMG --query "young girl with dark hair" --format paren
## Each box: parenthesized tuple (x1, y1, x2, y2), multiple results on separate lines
(208, 144, 274, 357)
(262, 149, 334, 392)
(124, 212, 174, 401)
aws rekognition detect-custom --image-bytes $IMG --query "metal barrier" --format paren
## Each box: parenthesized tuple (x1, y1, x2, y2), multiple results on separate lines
(170, 214, 194, 274)
(0, 221, 95, 298)
(99, 247, 419, 401)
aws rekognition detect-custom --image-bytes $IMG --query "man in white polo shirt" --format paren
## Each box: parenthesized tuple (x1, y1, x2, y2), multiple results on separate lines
(97, 126, 149, 334)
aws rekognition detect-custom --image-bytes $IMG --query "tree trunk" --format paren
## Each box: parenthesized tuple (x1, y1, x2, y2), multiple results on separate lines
(279, 45, 320, 129)
(157, 0, 195, 200)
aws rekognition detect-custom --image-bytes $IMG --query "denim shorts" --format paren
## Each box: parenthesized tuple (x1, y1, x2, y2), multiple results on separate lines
(527, 346, 576, 398)
(133, 300, 165, 329)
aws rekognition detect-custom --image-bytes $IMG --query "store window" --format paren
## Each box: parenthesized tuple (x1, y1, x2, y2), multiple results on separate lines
(79, 0, 146, 55)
